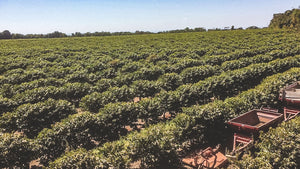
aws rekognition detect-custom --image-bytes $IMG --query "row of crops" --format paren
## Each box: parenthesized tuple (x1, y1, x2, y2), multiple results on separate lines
(49, 67, 300, 168)
(0, 29, 300, 168)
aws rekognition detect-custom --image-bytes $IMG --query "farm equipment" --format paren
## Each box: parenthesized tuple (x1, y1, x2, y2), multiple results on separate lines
(225, 81, 300, 156)
(181, 82, 300, 168)
(226, 81, 300, 154)
(181, 108, 284, 168)
(227, 108, 283, 153)
(279, 81, 300, 121)
(182, 145, 228, 169)
(279, 81, 300, 106)
(283, 107, 299, 121)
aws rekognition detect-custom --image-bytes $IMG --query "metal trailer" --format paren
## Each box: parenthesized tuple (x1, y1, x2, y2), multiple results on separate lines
(227, 108, 283, 153)
(181, 145, 228, 169)
(181, 81, 300, 168)
(279, 81, 300, 121)
(279, 81, 300, 106)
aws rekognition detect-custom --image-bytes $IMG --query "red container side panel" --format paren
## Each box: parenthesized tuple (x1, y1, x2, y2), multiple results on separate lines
(279, 81, 300, 107)
(227, 109, 283, 134)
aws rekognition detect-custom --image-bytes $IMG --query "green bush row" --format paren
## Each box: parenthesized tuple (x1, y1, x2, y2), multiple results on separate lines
(36, 112, 106, 164)
(1, 54, 298, 167)
(0, 77, 66, 98)
(0, 82, 93, 114)
(36, 99, 162, 165)
(176, 55, 300, 107)
(47, 56, 298, 164)
(0, 50, 291, 115)
(81, 55, 300, 114)
(0, 99, 76, 138)
(1, 46, 297, 114)
(49, 67, 300, 168)
(0, 132, 38, 168)
(1, 43, 291, 95)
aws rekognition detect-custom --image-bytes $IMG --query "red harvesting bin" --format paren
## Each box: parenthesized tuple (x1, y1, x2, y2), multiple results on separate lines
(227, 109, 283, 153)
(227, 109, 283, 134)
(279, 81, 300, 106)
(279, 81, 300, 121)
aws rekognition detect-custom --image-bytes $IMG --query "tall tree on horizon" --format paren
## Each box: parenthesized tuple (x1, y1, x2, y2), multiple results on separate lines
(0, 30, 12, 39)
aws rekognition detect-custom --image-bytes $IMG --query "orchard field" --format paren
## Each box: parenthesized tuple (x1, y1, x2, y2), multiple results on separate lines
(0, 29, 300, 168)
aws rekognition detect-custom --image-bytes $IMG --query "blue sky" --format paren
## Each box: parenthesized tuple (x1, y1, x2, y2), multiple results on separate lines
(0, 0, 299, 34)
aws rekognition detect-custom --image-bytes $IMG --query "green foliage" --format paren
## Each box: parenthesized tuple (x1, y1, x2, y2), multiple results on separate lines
(126, 123, 181, 168)
(138, 97, 161, 123)
(52, 67, 300, 168)
(79, 92, 103, 113)
(0, 99, 76, 138)
(132, 80, 162, 97)
(94, 78, 115, 92)
(48, 148, 111, 168)
(12, 86, 62, 105)
(1, 29, 300, 167)
(99, 102, 143, 132)
(0, 69, 46, 85)
(269, 9, 300, 30)
(61, 82, 93, 104)
(135, 65, 164, 81)
(180, 65, 216, 84)
(158, 73, 183, 91)
(80, 85, 134, 112)
(0, 96, 16, 115)
(0, 133, 37, 168)
(236, 116, 300, 169)
(177, 56, 300, 106)
(0, 78, 65, 98)
(36, 112, 104, 164)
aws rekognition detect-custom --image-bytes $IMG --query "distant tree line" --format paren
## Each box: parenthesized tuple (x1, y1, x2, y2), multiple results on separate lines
(71, 30, 153, 37)
(0, 26, 259, 40)
(0, 30, 155, 39)
(0, 30, 67, 39)
(157, 27, 206, 33)
(0, 30, 13, 39)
